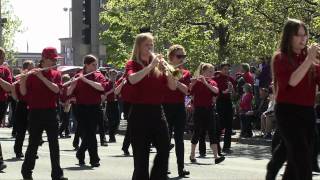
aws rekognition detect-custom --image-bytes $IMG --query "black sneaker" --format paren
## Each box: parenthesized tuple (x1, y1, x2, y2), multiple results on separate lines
(53, 176, 68, 180)
(23, 175, 33, 180)
(16, 152, 24, 158)
(76, 153, 85, 166)
(169, 144, 175, 151)
(0, 163, 7, 171)
(122, 149, 130, 156)
(65, 134, 71, 138)
(215, 156, 225, 164)
(101, 141, 108, 146)
(178, 169, 190, 177)
(90, 162, 100, 167)
(109, 138, 116, 143)
(189, 156, 197, 163)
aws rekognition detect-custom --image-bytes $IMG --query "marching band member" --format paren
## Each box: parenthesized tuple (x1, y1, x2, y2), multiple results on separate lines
(105, 69, 120, 143)
(13, 60, 34, 158)
(67, 54, 107, 167)
(162, 45, 190, 177)
(266, 19, 320, 180)
(189, 63, 225, 164)
(213, 63, 236, 154)
(0, 47, 12, 171)
(20, 47, 67, 180)
(126, 33, 176, 180)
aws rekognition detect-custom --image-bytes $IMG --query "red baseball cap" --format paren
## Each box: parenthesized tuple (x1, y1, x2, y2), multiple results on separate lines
(42, 47, 63, 60)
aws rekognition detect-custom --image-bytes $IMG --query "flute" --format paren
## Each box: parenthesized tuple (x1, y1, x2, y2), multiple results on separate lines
(190, 76, 213, 80)
(14, 64, 60, 79)
(62, 70, 97, 87)
(12, 64, 60, 85)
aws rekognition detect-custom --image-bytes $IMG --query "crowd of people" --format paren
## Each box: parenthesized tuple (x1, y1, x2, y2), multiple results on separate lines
(0, 18, 319, 180)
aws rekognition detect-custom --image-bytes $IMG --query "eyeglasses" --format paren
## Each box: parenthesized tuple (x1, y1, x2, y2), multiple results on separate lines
(176, 54, 187, 59)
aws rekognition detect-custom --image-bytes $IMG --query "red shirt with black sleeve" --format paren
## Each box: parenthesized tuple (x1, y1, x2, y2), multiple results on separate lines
(163, 69, 191, 104)
(213, 73, 236, 99)
(26, 69, 61, 109)
(239, 92, 253, 112)
(105, 80, 116, 102)
(242, 72, 254, 86)
(274, 52, 320, 106)
(125, 60, 168, 105)
(0, 65, 12, 102)
(190, 79, 218, 107)
(73, 71, 107, 105)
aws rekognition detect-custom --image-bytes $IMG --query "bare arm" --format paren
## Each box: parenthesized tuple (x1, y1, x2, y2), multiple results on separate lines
(289, 45, 320, 86)
(0, 78, 12, 92)
(176, 81, 188, 95)
(81, 77, 104, 91)
(114, 80, 126, 95)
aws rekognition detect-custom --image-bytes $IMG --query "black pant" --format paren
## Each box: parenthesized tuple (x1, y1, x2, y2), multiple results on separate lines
(21, 109, 63, 179)
(240, 113, 253, 136)
(14, 101, 28, 154)
(9, 97, 17, 135)
(270, 103, 314, 180)
(97, 104, 106, 143)
(191, 106, 217, 145)
(106, 101, 120, 140)
(59, 111, 70, 136)
(130, 104, 169, 180)
(72, 104, 80, 147)
(163, 103, 186, 171)
(122, 102, 132, 151)
(76, 104, 101, 164)
(0, 101, 7, 164)
(216, 98, 233, 150)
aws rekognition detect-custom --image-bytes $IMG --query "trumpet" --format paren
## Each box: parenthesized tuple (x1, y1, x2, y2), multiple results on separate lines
(149, 50, 183, 79)
(62, 70, 97, 87)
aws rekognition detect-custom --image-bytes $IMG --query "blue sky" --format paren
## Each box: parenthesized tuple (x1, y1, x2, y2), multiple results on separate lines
(11, 0, 71, 53)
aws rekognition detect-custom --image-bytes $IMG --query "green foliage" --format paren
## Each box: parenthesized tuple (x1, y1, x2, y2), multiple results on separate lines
(1, 0, 22, 61)
(100, 0, 320, 72)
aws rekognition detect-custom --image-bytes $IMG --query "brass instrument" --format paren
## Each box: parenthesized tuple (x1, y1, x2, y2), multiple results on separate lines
(149, 50, 183, 79)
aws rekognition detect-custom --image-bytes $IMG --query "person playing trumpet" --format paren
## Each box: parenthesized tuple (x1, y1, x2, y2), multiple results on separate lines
(162, 45, 190, 177)
(126, 33, 176, 180)
(20, 47, 67, 180)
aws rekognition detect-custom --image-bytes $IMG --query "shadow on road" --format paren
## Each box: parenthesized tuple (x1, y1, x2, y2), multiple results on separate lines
(63, 165, 94, 171)
(5, 157, 24, 162)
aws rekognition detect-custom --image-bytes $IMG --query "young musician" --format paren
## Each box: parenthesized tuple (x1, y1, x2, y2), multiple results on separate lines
(0, 47, 12, 171)
(162, 44, 190, 177)
(126, 33, 176, 180)
(13, 60, 34, 158)
(213, 63, 236, 154)
(189, 63, 225, 164)
(67, 54, 107, 167)
(266, 19, 320, 180)
(58, 74, 73, 138)
(105, 69, 120, 143)
(20, 47, 67, 180)
(114, 75, 132, 155)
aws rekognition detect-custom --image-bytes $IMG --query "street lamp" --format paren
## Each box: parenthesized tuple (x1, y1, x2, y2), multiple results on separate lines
(63, 7, 72, 38)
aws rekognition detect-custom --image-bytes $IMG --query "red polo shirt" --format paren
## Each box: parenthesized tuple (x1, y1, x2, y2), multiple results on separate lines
(191, 79, 218, 107)
(116, 76, 135, 103)
(242, 72, 254, 86)
(240, 92, 253, 112)
(213, 72, 236, 99)
(73, 71, 107, 105)
(15, 82, 28, 102)
(163, 69, 191, 104)
(0, 65, 12, 101)
(26, 69, 61, 109)
(125, 60, 167, 105)
(274, 51, 320, 106)
(105, 80, 116, 102)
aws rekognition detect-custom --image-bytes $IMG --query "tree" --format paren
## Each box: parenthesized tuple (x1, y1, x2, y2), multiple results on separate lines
(1, 0, 22, 61)
(100, 0, 320, 71)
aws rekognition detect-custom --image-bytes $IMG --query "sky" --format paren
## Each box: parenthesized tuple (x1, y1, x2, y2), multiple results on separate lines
(11, 0, 71, 53)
